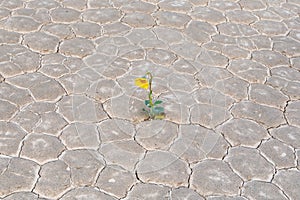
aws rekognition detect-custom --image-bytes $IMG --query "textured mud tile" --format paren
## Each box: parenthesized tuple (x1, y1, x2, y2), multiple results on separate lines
(167, 73, 198, 92)
(185, 20, 216, 44)
(87, 79, 123, 103)
(266, 77, 300, 100)
(289, 30, 300, 43)
(270, 125, 300, 149)
(24, 32, 59, 54)
(253, 20, 288, 36)
(217, 118, 269, 148)
(209, 1, 241, 11)
(239, 0, 267, 10)
(2, 192, 39, 200)
(96, 43, 118, 56)
(102, 22, 131, 36)
(121, 1, 156, 13)
(271, 66, 300, 82)
(273, 36, 300, 57)
(147, 48, 177, 65)
(58, 95, 107, 123)
(96, 165, 136, 198)
(226, 147, 275, 181)
(125, 28, 156, 44)
(99, 139, 145, 171)
(197, 50, 229, 67)
(222, 45, 250, 59)
(231, 101, 285, 128)
(253, 10, 282, 21)
(285, 101, 300, 127)
(1, 0, 23, 9)
(225, 10, 258, 24)
(87, 0, 111, 8)
(170, 59, 198, 75)
(170, 41, 202, 60)
(122, 12, 155, 28)
(0, 29, 20, 44)
(33, 112, 68, 135)
(192, 88, 235, 108)
(249, 83, 289, 109)
(7, 73, 65, 101)
(100, 58, 131, 79)
(195, 66, 232, 87)
(60, 187, 117, 200)
(136, 120, 178, 151)
(11, 51, 40, 73)
(171, 188, 204, 200)
(58, 73, 91, 94)
(26, 0, 60, 9)
(291, 57, 300, 70)
(243, 181, 288, 200)
(71, 22, 102, 38)
(191, 160, 243, 196)
(21, 133, 65, 165)
(227, 59, 269, 83)
(39, 64, 69, 78)
(0, 157, 40, 198)
(153, 11, 191, 29)
(34, 160, 71, 199)
(0, 82, 33, 106)
(207, 196, 247, 200)
(273, 169, 300, 200)
(59, 38, 95, 58)
(259, 138, 296, 169)
(136, 151, 190, 187)
(163, 102, 190, 124)
(42, 23, 74, 39)
(212, 35, 236, 45)
(25, 102, 56, 114)
(124, 183, 170, 200)
(0, 8, 10, 20)
(0, 16, 41, 33)
(141, 37, 170, 48)
(154, 27, 184, 44)
(60, 149, 105, 186)
(60, 123, 100, 150)
(235, 37, 257, 51)
(161, 90, 196, 107)
(50, 7, 81, 23)
(0, 122, 26, 156)
(297, 150, 300, 170)
(0, 99, 18, 121)
(282, 18, 300, 30)
(158, 0, 192, 12)
(103, 94, 147, 122)
(217, 23, 259, 37)
(170, 124, 226, 163)
(61, 0, 87, 10)
(269, 6, 297, 19)
(82, 8, 122, 23)
(215, 77, 249, 100)
(11, 110, 39, 133)
(191, 7, 226, 25)
(190, 104, 231, 129)
(98, 119, 135, 143)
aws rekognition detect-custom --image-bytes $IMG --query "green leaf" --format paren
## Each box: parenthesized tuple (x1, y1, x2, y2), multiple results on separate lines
(144, 100, 151, 107)
(154, 100, 163, 105)
(153, 106, 164, 114)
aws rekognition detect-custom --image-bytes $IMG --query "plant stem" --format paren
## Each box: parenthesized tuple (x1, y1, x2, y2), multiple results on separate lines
(146, 72, 154, 118)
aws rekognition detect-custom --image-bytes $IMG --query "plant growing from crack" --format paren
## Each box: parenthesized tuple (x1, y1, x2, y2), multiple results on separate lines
(135, 72, 165, 120)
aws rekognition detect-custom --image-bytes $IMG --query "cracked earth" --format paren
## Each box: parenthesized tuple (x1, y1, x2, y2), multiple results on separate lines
(0, 0, 300, 199)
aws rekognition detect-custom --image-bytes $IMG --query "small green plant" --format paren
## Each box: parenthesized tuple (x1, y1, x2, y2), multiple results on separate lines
(134, 72, 165, 120)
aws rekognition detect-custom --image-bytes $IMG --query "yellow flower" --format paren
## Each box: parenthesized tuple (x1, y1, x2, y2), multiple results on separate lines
(135, 78, 149, 90)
